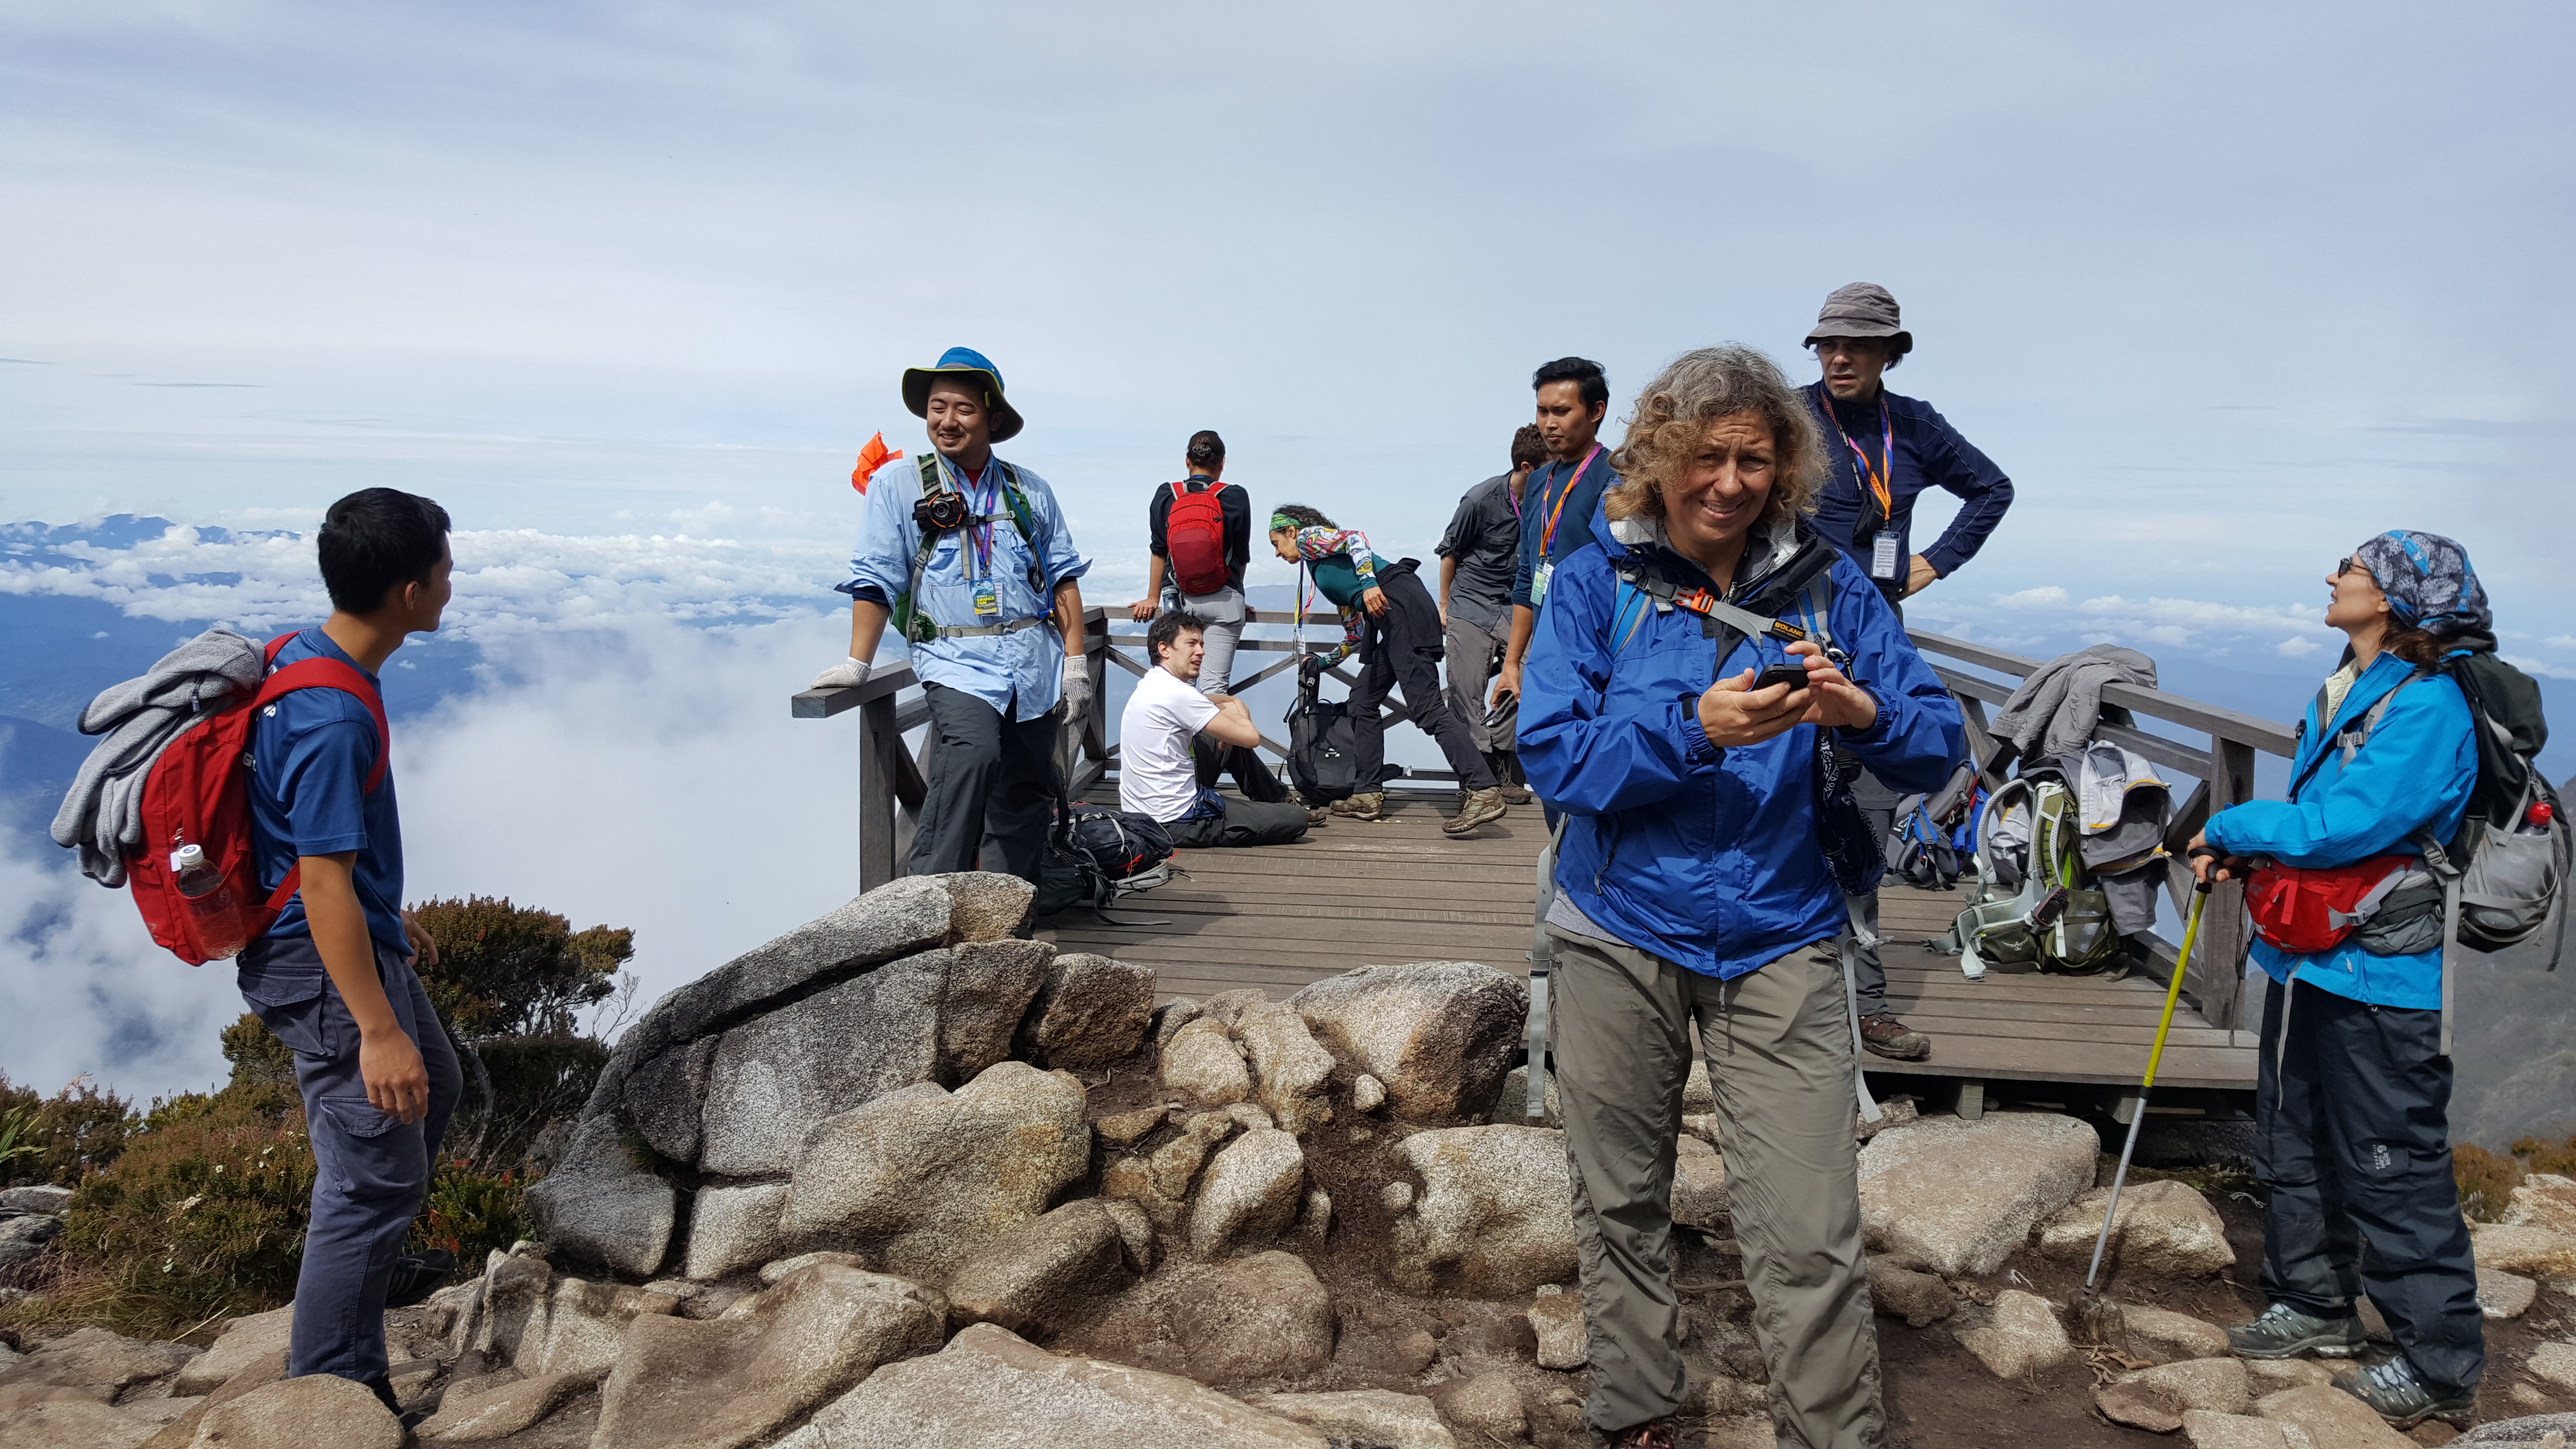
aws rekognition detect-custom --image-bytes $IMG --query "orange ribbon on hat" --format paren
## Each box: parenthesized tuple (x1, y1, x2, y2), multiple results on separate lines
(850, 432, 905, 493)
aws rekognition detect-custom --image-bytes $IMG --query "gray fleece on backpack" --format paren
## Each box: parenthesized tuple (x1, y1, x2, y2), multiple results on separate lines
(1989, 644, 2159, 759)
(51, 628, 267, 887)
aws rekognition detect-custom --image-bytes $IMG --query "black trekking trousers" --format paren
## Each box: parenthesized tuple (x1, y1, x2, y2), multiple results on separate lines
(1349, 569, 1496, 792)
(910, 683, 1059, 885)
(2255, 976, 2484, 1392)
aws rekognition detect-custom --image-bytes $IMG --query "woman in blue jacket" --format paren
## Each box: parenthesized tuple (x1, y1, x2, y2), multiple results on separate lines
(1520, 346, 1963, 1449)
(2193, 532, 2486, 1430)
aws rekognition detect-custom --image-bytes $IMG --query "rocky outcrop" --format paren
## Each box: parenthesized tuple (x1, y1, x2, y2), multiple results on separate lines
(782, 1062, 1091, 1279)
(2037, 1178, 2234, 1276)
(447, 1251, 687, 1376)
(170, 1305, 294, 1396)
(2123, 1304, 2230, 1364)
(1103, 1111, 1239, 1230)
(1161, 1016, 1252, 1108)
(1189, 1127, 1307, 1259)
(685, 1181, 791, 1281)
(2094, 1357, 2250, 1432)
(1387, 1125, 1577, 1297)
(774, 1322, 1330, 1448)
(946, 1200, 1138, 1340)
(2476, 1266, 2538, 1319)
(1857, 1112, 2097, 1277)
(2252, 1382, 2418, 1449)
(0, 1326, 196, 1411)
(526, 1115, 680, 1278)
(1439, 1372, 1527, 1442)
(1528, 1285, 1588, 1368)
(2471, 1221, 2576, 1279)
(592, 1263, 948, 1449)
(1864, 1257, 1954, 1329)
(1954, 1289, 2071, 1379)
(417, 1370, 602, 1444)
(1165, 1251, 1336, 1384)
(1672, 1138, 1729, 1231)
(697, 941, 1053, 1177)
(1237, 1003, 1336, 1136)
(1242, 1390, 1456, 1449)
(1289, 963, 1527, 1123)
(194, 1372, 403, 1449)
(1016, 954, 1157, 1070)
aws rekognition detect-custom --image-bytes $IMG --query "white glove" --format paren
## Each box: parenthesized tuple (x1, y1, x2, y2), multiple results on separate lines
(1060, 656, 1094, 719)
(810, 657, 870, 690)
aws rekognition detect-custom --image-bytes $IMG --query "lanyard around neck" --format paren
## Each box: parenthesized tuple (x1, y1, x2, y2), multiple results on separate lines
(1538, 444, 1602, 555)
(1816, 385, 1894, 521)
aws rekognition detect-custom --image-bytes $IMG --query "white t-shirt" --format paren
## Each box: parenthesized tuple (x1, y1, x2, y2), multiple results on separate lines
(1120, 664, 1221, 823)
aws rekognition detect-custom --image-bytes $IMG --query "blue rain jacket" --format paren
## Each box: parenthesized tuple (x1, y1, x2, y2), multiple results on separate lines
(1520, 513, 1966, 979)
(2203, 651, 2476, 1010)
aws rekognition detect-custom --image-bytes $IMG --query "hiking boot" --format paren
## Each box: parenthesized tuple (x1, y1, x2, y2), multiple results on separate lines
(1858, 1012, 1931, 1061)
(385, 1247, 454, 1309)
(2225, 1302, 2368, 1360)
(1331, 792, 1384, 821)
(1600, 1422, 1679, 1449)
(1486, 751, 1533, 805)
(2340, 1353, 2478, 1429)
(1305, 805, 1332, 825)
(1444, 786, 1509, 836)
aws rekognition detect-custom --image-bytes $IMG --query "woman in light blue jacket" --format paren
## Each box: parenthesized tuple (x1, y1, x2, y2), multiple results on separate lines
(2192, 531, 2484, 1431)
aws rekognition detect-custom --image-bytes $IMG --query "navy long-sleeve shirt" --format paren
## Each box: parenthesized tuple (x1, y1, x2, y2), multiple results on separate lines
(1510, 444, 1617, 611)
(1800, 382, 2014, 594)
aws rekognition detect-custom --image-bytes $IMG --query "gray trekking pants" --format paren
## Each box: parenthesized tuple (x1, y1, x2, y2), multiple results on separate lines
(911, 684, 1060, 884)
(1549, 926, 1884, 1449)
(240, 934, 462, 1392)
(1441, 612, 1515, 756)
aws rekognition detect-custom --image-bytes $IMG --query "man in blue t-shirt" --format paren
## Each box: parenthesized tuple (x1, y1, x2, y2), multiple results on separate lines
(239, 487, 462, 1417)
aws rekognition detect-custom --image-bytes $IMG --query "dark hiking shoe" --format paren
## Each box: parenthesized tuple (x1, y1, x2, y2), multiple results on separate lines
(1600, 1422, 1679, 1449)
(1331, 792, 1384, 821)
(2340, 1354, 2478, 1429)
(1444, 786, 1509, 836)
(1305, 806, 1332, 825)
(1486, 751, 1534, 804)
(385, 1247, 455, 1309)
(1858, 1012, 1931, 1061)
(2226, 1302, 2368, 1359)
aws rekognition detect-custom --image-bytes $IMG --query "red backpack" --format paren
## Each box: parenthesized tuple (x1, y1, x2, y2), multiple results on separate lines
(132, 633, 389, 965)
(1165, 479, 1232, 597)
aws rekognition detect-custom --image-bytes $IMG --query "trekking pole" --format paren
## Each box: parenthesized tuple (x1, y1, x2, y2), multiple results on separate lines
(2084, 880, 2211, 1298)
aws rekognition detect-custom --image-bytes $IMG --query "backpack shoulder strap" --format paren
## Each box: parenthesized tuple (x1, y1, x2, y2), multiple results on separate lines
(252, 652, 391, 793)
(995, 461, 1037, 547)
(2288, 667, 2430, 802)
(915, 452, 948, 496)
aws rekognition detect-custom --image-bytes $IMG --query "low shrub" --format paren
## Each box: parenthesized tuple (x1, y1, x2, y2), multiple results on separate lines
(2511, 1133, 2576, 1177)
(0, 1075, 138, 1188)
(2455, 1142, 2522, 1223)
(413, 1160, 532, 1265)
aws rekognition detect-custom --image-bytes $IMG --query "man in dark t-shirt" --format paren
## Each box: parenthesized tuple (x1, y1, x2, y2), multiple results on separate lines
(240, 488, 462, 1417)
(1438, 424, 1544, 799)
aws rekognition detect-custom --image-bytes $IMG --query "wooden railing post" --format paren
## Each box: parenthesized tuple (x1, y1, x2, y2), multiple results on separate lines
(857, 689, 902, 893)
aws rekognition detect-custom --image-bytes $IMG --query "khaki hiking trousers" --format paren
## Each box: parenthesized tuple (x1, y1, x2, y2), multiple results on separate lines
(1548, 926, 1884, 1449)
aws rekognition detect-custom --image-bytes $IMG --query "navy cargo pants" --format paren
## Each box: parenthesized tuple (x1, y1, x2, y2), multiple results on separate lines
(239, 934, 461, 1391)
(2255, 976, 2483, 1392)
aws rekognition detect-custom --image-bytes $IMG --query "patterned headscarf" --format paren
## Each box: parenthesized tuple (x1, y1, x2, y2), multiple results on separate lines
(2353, 531, 2490, 637)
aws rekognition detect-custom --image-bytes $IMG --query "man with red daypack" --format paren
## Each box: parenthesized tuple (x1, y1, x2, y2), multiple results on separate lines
(240, 488, 463, 1419)
(1130, 429, 1253, 692)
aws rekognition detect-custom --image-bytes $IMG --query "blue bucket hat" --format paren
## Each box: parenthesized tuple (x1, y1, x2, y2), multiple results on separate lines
(902, 346, 1024, 443)
(2353, 530, 2490, 638)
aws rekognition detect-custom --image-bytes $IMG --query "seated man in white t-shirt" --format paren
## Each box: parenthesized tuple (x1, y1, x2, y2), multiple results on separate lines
(1121, 611, 1314, 849)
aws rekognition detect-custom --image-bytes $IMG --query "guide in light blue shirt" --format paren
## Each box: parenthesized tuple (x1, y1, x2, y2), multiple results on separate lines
(814, 347, 1093, 883)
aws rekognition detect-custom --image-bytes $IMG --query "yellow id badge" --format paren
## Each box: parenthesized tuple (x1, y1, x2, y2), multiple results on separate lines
(972, 583, 1000, 617)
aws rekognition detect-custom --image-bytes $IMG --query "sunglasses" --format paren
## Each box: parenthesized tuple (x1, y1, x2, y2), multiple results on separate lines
(2336, 557, 2358, 577)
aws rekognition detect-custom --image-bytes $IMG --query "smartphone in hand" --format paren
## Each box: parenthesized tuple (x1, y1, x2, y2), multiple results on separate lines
(1754, 661, 1809, 692)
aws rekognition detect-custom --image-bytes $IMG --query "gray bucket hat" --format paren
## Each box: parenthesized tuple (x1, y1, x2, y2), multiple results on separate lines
(1804, 283, 1914, 356)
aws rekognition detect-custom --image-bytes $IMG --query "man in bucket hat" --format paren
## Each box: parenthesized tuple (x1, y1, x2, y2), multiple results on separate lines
(1800, 284, 2015, 1063)
(813, 347, 1093, 883)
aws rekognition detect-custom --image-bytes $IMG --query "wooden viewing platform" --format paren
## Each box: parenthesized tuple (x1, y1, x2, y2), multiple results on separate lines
(794, 608, 2284, 1114)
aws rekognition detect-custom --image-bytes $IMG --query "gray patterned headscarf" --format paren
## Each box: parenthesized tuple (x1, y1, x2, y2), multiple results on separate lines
(2353, 531, 2489, 637)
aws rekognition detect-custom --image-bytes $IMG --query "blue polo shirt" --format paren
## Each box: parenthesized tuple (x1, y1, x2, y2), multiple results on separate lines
(244, 628, 407, 958)
(1510, 445, 1618, 611)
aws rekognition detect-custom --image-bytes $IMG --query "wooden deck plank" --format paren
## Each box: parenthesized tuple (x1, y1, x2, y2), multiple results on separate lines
(1034, 798, 2257, 1095)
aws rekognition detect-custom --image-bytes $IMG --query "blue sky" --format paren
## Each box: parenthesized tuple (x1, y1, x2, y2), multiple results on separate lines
(3, 2, 2573, 1101)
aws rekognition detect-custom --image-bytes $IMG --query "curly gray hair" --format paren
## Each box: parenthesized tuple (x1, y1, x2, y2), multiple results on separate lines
(1604, 345, 1828, 530)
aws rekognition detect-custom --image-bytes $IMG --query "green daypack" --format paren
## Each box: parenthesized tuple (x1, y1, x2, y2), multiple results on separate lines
(1946, 773, 2121, 978)
(890, 453, 1042, 645)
